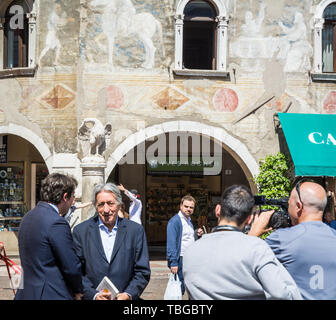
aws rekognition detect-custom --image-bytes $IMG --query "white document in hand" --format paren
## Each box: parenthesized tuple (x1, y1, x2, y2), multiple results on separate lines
(96, 276, 119, 299)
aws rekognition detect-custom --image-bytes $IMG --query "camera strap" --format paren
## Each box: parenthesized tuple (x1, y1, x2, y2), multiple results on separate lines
(211, 225, 242, 233)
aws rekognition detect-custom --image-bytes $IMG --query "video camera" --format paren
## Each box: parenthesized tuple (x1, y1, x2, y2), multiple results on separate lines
(254, 195, 291, 229)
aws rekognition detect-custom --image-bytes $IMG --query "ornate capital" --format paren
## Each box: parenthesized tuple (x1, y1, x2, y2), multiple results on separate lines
(26, 12, 37, 24)
(174, 14, 184, 22)
(313, 17, 324, 29)
(216, 15, 229, 26)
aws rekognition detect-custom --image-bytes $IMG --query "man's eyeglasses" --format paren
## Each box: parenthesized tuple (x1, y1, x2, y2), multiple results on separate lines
(96, 201, 119, 209)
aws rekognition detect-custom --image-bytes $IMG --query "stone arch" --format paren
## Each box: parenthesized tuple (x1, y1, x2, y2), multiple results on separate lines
(315, 0, 336, 18)
(106, 121, 259, 192)
(0, 123, 52, 171)
(175, 0, 227, 17)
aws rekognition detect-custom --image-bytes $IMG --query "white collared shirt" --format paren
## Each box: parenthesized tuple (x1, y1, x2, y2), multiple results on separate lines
(48, 203, 59, 214)
(125, 191, 142, 225)
(178, 210, 195, 256)
(98, 216, 118, 263)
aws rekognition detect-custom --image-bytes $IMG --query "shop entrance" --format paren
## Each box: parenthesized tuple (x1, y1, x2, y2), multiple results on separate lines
(0, 134, 48, 253)
(107, 131, 253, 246)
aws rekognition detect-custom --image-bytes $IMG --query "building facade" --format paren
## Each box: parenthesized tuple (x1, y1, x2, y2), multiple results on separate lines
(0, 0, 335, 251)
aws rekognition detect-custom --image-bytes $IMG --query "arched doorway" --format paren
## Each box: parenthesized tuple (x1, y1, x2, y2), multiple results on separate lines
(0, 133, 49, 253)
(106, 121, 259, 246)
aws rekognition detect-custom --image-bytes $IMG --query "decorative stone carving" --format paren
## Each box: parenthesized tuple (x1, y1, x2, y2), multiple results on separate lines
(78, 118, 112, 157)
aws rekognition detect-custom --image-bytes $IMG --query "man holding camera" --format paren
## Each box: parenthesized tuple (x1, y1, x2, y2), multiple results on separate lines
(249, 180, 336, 299)
(183, 185, 301, 300)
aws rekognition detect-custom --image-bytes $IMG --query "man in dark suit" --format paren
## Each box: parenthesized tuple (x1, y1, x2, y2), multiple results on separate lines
(72, 182, 150, 300)
(15, 173, 83, 300)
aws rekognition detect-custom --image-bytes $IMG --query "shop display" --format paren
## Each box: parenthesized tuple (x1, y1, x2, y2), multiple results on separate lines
(146, 187, 185, 223)
(0, 164, 25, 232)
(146, 184, 220, 242)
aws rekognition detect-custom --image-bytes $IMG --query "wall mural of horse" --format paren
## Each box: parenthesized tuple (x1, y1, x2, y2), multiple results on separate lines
(90, 0, 165, 69)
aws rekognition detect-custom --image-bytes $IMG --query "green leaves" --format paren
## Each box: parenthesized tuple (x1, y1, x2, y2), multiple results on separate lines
(254, 153, 291, 199)
(253, 153, 291, 238)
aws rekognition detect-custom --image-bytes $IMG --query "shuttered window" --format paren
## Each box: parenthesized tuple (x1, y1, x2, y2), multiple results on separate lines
(322, 3, 336, 72)
(183, 0, 217, 70)
(4, 1, 29, 69)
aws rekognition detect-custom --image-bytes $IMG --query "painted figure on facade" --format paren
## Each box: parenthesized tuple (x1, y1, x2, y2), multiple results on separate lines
(90, 0, 165, 68)
(231, 3, 312, 74)
(39, 0, 74, 65)
(230, 3, 267, 70)
(277, 12, 313, 73)
(241, 3, 266, 37)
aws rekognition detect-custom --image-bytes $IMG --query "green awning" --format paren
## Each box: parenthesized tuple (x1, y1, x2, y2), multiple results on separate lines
(278, 113, 336, 177)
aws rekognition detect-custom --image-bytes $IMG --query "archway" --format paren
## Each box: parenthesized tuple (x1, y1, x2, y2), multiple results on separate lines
(0, 124, 52, 171)
(0, 131, 49, 253)
(106, 121, 259, 246)
(106, 121, 259, 184)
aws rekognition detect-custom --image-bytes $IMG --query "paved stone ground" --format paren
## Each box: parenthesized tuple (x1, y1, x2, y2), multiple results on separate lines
(0, 256, 20, 300)
(0, 248, 187, 300)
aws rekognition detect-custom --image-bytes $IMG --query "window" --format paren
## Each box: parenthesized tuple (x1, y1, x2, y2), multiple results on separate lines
(4, 0, 29, 68)
(174, 0, 228, 72)
(183, 1, 217, 70)
(322, 3, 336, 72)
(0, 0, 36, 73)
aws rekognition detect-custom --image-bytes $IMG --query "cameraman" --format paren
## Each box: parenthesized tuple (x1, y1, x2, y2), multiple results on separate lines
(183, 185, 301, 300)
(249, 180, 336, 299)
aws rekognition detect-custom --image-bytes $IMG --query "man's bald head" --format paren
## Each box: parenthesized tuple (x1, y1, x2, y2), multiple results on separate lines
(295, 182, 327, 213)
(289, 181, 327, 225)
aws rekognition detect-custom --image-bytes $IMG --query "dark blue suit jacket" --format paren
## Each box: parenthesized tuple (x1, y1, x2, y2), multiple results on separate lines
(72, 215, 150, 300)
(15, 202, 83, 300)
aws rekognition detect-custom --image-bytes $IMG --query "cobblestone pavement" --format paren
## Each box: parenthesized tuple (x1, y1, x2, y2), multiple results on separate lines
(0, 249, 187, 300)
(0, 256, 20, 300)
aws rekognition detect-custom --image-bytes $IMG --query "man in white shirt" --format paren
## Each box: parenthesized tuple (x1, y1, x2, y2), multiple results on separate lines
(118, 184, 142, 224)
(166, 195, 203, 295)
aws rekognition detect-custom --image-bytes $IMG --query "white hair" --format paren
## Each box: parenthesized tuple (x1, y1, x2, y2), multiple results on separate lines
(93, 182, 122, 205)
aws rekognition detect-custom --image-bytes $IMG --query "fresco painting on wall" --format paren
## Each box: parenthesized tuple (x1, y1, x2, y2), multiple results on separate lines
(40, 85, 76, 110)
(39, 1, 75, 65)
(106, 85, 124, 109)
(277, 12, 313, 72)
(230, 2, 272, 71)
(230, 2, 312, 73)
(90, 0, 165, 69)
(323, 91, 336, 114)
(213, 88, 239, 112)
(152, 87, 189, 110)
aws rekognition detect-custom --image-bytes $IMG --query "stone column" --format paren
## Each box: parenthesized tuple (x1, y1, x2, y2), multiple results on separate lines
(0, 19, 4, 69)
(313, 18, 324, 73)
(27, 12, 37, 68)
(216, 15, 229, 71)
(174, 14, 184, 69)
(80, 155, 106, 221)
